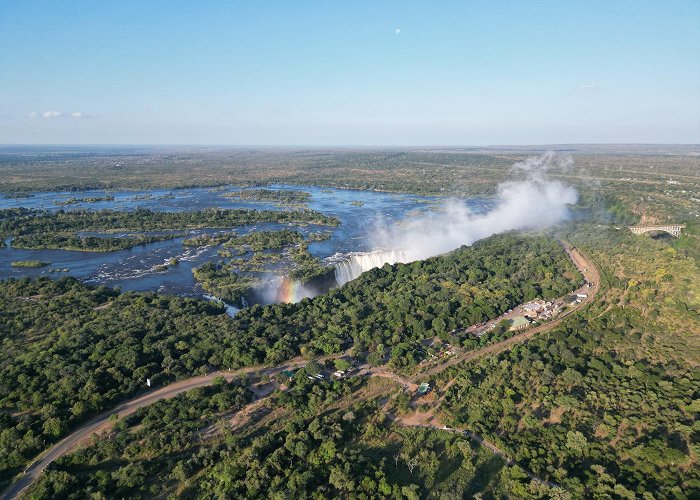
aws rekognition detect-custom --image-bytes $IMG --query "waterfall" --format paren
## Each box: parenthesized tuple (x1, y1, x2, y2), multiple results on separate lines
(202, 294, 240, 317)
(332, 249, 409, 286)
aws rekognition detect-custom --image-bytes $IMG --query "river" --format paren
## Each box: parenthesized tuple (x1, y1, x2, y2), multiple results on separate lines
(0, 185, 493, 306)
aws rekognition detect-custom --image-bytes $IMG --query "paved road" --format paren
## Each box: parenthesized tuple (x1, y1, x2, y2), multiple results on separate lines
(1, 241, 599, 499)
(0, 360, 309, 500)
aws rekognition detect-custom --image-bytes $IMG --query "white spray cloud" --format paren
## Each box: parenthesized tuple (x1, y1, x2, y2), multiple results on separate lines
(330, 153, 579, 285)
(373, 153, 578, 262)
(42, 110, 63, 118)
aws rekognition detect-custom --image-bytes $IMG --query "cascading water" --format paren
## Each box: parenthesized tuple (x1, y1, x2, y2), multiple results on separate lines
(332, 249, 409, 286)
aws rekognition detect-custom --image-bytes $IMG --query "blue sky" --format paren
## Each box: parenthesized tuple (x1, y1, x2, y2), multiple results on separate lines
(1, 1, 698, 145)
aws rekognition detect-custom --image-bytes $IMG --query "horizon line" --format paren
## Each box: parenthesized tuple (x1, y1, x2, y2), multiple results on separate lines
(0, 142, 699, 149)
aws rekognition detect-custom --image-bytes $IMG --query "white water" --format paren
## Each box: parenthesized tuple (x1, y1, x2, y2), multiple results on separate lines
(332, 153, 578, 287)
(333, 249, 409, 285)
(202, 294, 240, 317)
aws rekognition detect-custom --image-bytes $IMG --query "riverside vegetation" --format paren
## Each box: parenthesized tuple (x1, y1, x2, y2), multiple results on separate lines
(11, 233, 183, 252)
(16, 222, 699, 499)
(0, 233, 580, 489)
(1, 147, 698, 498)
(189, 229, 336, 305)
(224, 188, 311, 204)
(0, 207, 339, 252)
(10, 260, 50, 268)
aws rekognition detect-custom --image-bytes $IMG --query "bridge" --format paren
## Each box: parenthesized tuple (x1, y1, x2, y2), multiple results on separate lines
(628, 224, 686, 238)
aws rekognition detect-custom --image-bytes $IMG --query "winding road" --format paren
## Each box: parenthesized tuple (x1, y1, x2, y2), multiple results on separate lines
(1, 241, 599, 500)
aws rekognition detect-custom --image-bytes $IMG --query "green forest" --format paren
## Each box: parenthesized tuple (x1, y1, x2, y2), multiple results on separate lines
(226, 234, 581, 366)
(25, 373, 552, 499)
(438, 224, 700, 498)
(0, 233, 580, 489)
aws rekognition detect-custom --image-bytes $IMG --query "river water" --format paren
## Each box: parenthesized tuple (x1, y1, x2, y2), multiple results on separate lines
(0, 185, 493, 304)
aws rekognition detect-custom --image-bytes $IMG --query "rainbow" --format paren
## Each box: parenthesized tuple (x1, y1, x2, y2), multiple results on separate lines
(276, 277, 307, 304)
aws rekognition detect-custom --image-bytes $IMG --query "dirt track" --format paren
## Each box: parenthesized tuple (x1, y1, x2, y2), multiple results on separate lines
(1, 241, 599, 500)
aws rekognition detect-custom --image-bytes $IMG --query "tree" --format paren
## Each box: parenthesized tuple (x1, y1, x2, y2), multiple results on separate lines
(334, 358, 351, 372)
(565, 430, 588, 457)
(42, 417, 66, 438)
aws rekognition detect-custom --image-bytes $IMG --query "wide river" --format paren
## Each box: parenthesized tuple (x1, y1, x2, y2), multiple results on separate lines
(0, 185, 493, 305)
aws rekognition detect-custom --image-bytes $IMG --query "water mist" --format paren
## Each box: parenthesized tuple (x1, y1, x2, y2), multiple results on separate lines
(333, 153, 578, 285)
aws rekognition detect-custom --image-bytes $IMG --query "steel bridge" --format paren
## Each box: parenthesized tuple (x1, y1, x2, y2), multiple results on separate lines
(628, 224, 686, 238)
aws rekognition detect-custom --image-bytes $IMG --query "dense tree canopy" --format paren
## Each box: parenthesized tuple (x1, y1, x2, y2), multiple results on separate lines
(0, 233, 580, 487)
(26, 375, 548, 499)
(441, 225, 700, 498)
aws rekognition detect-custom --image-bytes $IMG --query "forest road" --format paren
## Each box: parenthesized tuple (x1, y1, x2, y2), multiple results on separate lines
(1, 242, 599, 500)
(0, 359, 312, 500)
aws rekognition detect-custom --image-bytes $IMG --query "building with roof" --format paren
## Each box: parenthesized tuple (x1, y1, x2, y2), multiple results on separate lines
(416, 382, 431, 396)
(509, 316, 532, 331)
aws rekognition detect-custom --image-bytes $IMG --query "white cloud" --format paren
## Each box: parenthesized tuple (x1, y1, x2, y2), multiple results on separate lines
(42, 111, 63, 118)
(580, 83, 597, 89)
(71, 111, 84, 118)
(28, 111, 37, 118)
(395, 28, 401, 35)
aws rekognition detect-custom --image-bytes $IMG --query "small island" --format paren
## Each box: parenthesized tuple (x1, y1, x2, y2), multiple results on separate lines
(224, 189, 311, 204)
(54, 195, 114, 206)
(11, 260, 51, 268)
(11, 233, 183, 252)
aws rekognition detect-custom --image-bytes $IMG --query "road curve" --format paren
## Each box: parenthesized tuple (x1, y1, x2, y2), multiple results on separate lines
(1, 241, 599, 500)
(0, 360, 309, 500)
